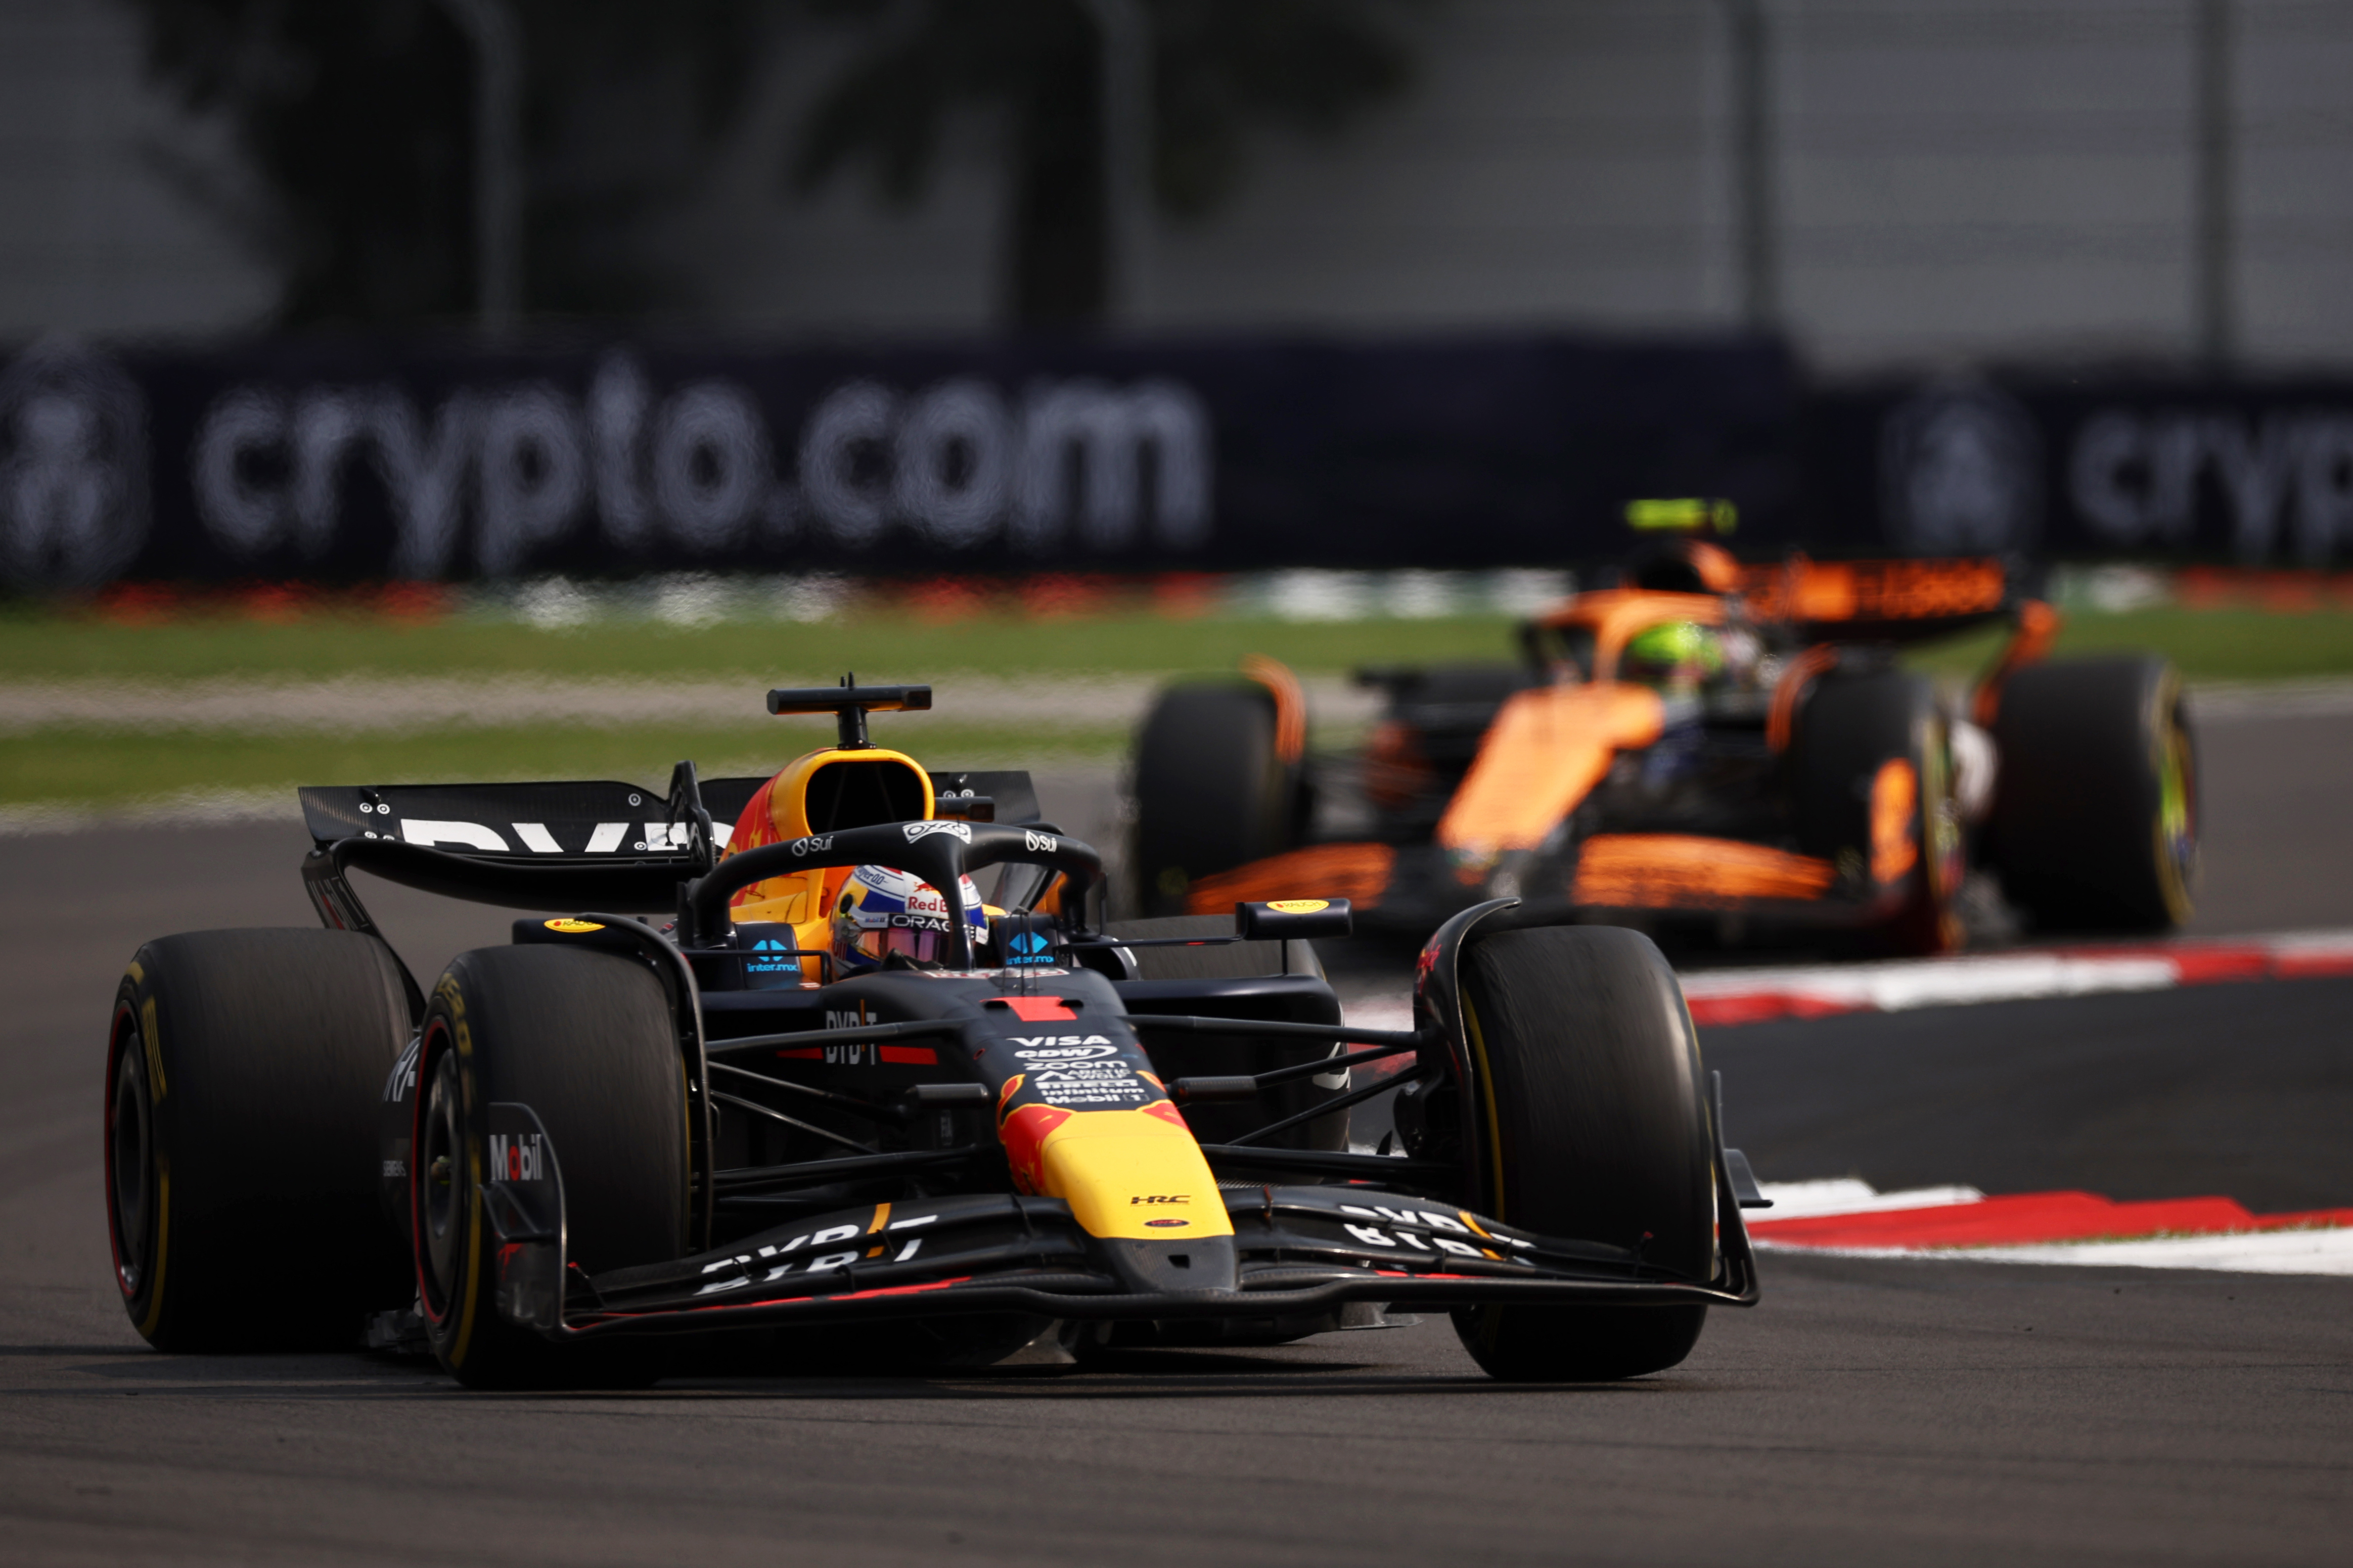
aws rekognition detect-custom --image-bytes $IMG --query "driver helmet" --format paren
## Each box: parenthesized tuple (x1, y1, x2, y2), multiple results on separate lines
(830, 864, 989, 973)
(1620, 619, 1724, 693)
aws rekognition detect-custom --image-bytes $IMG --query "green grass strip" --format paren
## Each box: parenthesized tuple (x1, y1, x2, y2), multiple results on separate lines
(0, 721, 1127, 811)
(4, 602, 2346, 812)
(0, 609, 1520, 683)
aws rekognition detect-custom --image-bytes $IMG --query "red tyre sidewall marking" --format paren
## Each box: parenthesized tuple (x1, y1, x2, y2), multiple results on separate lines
(412, 1016, 457, 1331)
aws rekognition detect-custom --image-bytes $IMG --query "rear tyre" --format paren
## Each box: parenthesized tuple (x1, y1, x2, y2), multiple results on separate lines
(1989, 656, 2196, 933)
(106, 929, 413, 1352)
(414, 946, 688, 1389)
(1788, 668, 1964, 955)
(1449, 926, 1714, 1381)
(1132, 683, 1296, 916)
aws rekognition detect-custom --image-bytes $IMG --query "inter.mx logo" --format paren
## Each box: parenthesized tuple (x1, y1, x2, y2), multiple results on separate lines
(1006, 929, 1055, 965)
(489, 1131, 545, 1183)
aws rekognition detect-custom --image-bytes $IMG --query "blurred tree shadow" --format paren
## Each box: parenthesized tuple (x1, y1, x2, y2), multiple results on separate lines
(795, 0, 1423, 328)
(121, 1, 1423, 331)
(124, 0, 771, 328)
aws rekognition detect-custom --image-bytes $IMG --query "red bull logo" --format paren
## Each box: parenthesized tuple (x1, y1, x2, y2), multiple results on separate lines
(998, 1102, 1072, 1194)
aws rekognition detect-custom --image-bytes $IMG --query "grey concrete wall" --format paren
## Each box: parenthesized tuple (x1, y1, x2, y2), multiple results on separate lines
(1779, 0, 2353, 370)
(0, 1, 270, 339)
(1780, 0, 2203, 367)
(5, 1, 2351, 376)
(2232, 1, 2353, 365)
(660, 26, 1008, 336)
(656, 0, 2353, 371)
(1138, 1, 1731, 334)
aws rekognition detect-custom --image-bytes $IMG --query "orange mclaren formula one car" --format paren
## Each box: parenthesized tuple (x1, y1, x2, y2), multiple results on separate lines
(1133, 538, 2197, 953)
(102, 680, 1764, 1389)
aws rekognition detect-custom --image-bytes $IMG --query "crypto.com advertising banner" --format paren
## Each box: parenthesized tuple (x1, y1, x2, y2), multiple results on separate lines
(1809, 375, 2353, 565)
(0, 334, 1796, 590)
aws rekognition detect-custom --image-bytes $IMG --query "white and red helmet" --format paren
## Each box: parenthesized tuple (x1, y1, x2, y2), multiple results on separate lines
(829, 864, 989, 972)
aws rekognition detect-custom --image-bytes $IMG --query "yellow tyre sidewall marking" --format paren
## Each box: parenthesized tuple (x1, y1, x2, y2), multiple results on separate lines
(124, 981, 173, 1338)
(1461, 992, 1507, 1222)
(135, 1166, 171, 1340)
(140, 996, 166, 1100)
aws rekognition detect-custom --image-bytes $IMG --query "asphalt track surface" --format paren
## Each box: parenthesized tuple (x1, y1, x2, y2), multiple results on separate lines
(3, 714, 2350, 1564)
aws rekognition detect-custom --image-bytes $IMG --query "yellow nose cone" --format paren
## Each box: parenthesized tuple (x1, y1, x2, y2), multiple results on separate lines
(1034, 1107, 1233, 1241)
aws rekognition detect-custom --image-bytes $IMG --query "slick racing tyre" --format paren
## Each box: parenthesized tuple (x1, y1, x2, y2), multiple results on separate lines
(1988, 656, 2197, 933)
(1132, 682, 1299, 916)
(1106, 914, 1347, 1152)
(1451, 926, 1714, 1381)
(1788, 668, 1964, 955)
(106, 929, 413, 1351)
(414, 946, 688, 1390)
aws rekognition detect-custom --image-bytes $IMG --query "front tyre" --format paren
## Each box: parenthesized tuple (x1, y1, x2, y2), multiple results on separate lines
(106, 929, 413, 1351)
(1450, 925, 1714, 1381)
(414, 946, 688, 1389)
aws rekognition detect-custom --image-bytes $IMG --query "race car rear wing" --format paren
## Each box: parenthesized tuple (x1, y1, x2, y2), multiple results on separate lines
(298, 767, 1043, 860)
(295, 765, 1047, 969)
(1730, 554, 2014, 641)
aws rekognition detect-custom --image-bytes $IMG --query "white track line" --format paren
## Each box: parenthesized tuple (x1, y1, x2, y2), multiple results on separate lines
(1683, 930, 2353, 1026)
(1960, 1229, 2353, 1276)
(1775, 1230, 2353, 1278)
(1346, 929, 2353, 1036)
(1681, 952, 2183, 1013)
(1746, 1179, 2353, 1278)
(1750, 1179, 1985, 1219)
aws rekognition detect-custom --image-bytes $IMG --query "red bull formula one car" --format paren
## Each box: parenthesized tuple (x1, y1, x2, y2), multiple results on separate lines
(1133, 533, 2198, 953)
(103, 679, 1764, 1388)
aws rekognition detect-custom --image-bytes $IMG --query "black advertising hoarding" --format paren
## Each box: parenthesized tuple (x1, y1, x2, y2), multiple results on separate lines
(1808, 374, 2353, 565)
(0, 333, 1798, 591)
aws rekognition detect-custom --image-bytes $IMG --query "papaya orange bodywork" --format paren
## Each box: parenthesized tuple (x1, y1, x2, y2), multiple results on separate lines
(1186, 843, 1398, 915)
(1531, 590, 1726, 681)
(1971, 598, 2064, 727)
(1766, 644, 1841, 754)
(1436, 683, 1666, 858)
(1571, 835, 1837, 907)
(1870, 759, 1920, 886)
(1241, 654, 1308, 765)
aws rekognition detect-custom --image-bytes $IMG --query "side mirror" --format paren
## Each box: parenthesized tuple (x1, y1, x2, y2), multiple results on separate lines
(1235, 898, 1353, 942)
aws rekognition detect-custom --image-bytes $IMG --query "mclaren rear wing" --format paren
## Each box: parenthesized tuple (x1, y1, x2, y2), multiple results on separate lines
(1732, 555, 2016, 642)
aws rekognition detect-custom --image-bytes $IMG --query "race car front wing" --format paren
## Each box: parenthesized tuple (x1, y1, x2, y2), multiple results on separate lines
(477, 1102, 1762, 1344)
